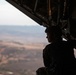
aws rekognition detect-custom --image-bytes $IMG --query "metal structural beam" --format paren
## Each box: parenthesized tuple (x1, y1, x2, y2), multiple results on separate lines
(6, 0, 51, 27)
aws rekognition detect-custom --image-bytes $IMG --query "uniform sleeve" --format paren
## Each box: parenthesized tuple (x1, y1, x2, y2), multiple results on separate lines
(43, 45, 52, 68)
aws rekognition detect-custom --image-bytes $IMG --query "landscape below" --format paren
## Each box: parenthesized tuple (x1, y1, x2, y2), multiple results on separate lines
(0, 25, 47, 75)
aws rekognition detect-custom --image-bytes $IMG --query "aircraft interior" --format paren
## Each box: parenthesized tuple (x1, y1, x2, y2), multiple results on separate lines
(6, 0, 76, 40)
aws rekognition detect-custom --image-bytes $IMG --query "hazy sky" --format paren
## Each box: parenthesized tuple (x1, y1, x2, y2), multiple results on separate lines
(0, 0, 39, 26)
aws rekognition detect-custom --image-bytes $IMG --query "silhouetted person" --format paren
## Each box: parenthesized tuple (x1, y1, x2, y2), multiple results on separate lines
(36, 26, 76, 75)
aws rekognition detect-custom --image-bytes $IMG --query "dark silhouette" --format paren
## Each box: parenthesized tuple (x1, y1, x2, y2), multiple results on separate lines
(36, 26, 76, 75)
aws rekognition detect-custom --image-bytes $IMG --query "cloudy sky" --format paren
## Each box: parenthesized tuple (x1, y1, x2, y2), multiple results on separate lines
(0, 0, 39, 26)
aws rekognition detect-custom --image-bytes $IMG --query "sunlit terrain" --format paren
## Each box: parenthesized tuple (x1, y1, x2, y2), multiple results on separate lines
(0, 25, 48, 75)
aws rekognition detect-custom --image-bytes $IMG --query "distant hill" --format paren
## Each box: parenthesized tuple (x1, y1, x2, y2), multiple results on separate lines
(0, 25, 45, 34)
(0, 25, 48, 44)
